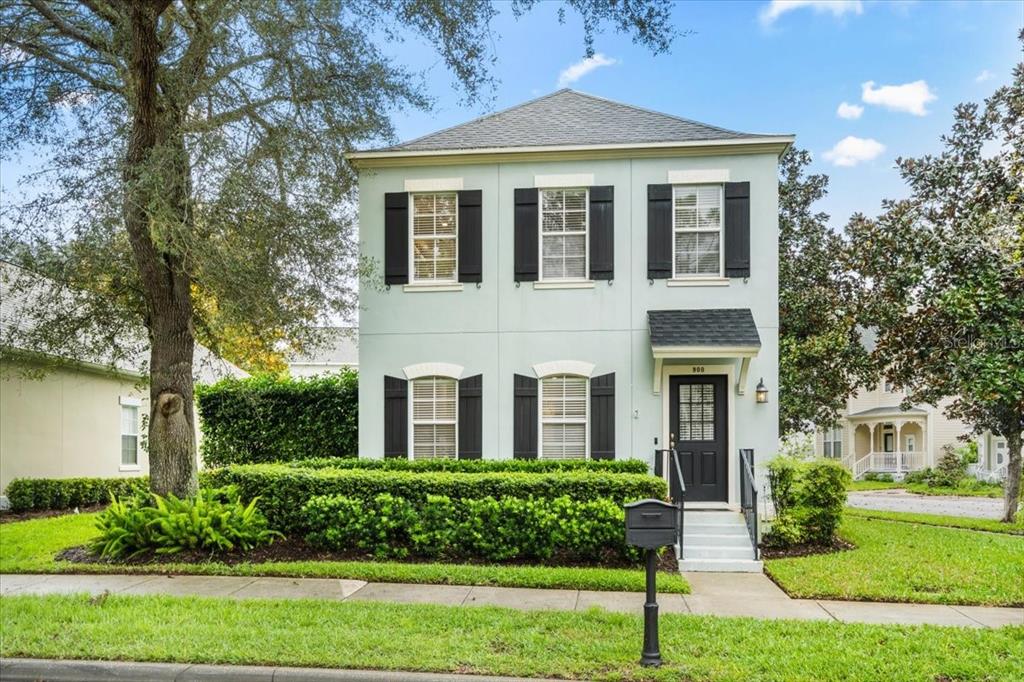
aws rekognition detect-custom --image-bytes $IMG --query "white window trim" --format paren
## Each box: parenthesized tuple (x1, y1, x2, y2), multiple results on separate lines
(534, 173, 594, 188)
(119, 395, 142, 407)
(409, 376, 458, 461)
(538, 187, 590, 283)
(403, 283, 464, 293)
(667, 169, 730, 184)
(671, 184, 724, 279)
(533, 360, 595, 379)
(403, 362, 464, 380)
(666, 277, 729, 287)
(533, 280, 595, 290)
(404, 177, 463, 192)
(538, 374, 590, 460)
(409, 191, 458, 286)
(823, 426, 842, 458)
(119, 402, 140, 470)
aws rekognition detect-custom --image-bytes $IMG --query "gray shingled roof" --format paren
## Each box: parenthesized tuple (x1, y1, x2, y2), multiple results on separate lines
(372, 90, 782, 153)
(847, 406, 927, 419)
(648, 309, 761, 348)
(287, 327, 358, 366)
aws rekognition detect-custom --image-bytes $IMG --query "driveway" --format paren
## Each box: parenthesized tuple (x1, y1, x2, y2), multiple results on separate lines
(847, 489, 1005, 519)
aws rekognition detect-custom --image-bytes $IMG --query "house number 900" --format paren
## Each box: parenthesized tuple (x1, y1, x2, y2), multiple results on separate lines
(691, 366, 705, 373)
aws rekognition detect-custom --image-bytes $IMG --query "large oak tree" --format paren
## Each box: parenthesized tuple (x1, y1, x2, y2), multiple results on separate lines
(0, 0, 676, 496)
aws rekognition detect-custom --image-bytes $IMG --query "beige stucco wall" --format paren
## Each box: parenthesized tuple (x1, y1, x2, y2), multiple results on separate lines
(1, 360, 150, 490)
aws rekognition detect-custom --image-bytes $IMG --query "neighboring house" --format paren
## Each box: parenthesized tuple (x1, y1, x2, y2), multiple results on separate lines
(348, 89, 790, 557)
(286, 327, 358, 377)
(0, 264, 246, 492)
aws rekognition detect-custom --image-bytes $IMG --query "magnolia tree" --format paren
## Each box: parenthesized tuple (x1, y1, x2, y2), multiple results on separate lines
(0, 0, 676, 497)
(847, 40, 1024, 522)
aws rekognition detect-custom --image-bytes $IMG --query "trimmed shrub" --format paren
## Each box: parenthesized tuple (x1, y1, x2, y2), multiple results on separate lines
(862, 472, 894, 482)
(91, 486, 281, 559)
(206, 464, 667, 534)
(5, 477, 149, 512)
(930, 445, 969, 488)
(287, 457, 649, 475)
(764, 457, 850, 547)
(303, 493, 632, 563)
(195, 372, 358, 466)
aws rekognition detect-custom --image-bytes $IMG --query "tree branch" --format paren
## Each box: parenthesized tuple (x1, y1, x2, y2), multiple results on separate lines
(10, 38, 123, 95)
(26, 0, 116, 58)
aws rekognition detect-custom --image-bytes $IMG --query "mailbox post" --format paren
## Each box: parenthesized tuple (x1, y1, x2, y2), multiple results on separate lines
(624, 499, 680, 668)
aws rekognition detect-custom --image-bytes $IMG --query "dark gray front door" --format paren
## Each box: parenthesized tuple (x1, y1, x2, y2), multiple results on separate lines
(669, 375, 728, 503)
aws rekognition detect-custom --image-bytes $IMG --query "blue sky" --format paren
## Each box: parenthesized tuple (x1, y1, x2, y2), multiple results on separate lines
(383, 0, 1022, 229)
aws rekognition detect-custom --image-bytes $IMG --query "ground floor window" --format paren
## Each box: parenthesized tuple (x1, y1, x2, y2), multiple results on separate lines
(120, 404, 139, 466)
(540, 374, 587, 459)
(411, 376, 457, 459)
(823, 426, 842, 459)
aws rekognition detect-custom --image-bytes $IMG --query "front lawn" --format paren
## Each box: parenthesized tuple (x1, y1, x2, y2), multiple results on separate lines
(845, 507, 1024, 535)
(2, 594, 1021, 682)
(0, 512, 688, 594)
(846, 480, 904, 491)
(766, 516, 1024, 606)
(905, 480, 1006, 498)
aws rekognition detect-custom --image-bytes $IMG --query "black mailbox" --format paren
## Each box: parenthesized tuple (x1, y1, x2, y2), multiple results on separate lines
(624, 499, 679, 549)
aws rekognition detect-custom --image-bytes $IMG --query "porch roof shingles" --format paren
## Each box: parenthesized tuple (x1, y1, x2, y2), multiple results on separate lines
(647, 309, 761, 349)
(847, 406, 928, 419)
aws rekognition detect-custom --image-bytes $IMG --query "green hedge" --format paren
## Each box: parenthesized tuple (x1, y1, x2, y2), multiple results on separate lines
(304, 493, 633, 563)
(287, 457, 649, 474)
(195, 372, 358, 466)
(205, 464, 667, 534)
(765, 457, 850, 546)
(5, 477, 149, 512)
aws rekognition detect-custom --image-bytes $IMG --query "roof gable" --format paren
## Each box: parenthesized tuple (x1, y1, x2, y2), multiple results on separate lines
(372, 89, 784, 153)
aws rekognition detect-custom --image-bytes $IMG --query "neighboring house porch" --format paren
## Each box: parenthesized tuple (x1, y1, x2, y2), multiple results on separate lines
(841, 406, 928, 479)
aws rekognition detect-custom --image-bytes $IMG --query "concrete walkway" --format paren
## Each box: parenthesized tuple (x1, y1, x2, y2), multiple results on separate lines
(3, 573, 1021, 628)
(847, 489, 1005, 519)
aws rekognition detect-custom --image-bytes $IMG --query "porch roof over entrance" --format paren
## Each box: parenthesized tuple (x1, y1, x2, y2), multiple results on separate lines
(647, 308, 761, 395)
(847, 406, 927, 420)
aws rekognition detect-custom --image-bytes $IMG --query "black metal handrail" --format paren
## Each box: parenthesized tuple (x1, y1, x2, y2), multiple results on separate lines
(654, 448, 686, 558)
(739, 448, 759, 560)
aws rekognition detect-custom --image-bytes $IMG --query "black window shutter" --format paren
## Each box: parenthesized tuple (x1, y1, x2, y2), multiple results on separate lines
(590, 373, 615, 460)
(383, 375, 407, 458)
(589, 186, 614, 281)
(647, 184, 672, 279)
(458, 374, 483, 459)
(514, 188, 538, 282)
(724, 182, 751, 278)
(384, 193, 409, 285)
(513, 374, 538, 459)
(458, 190, 482, 283)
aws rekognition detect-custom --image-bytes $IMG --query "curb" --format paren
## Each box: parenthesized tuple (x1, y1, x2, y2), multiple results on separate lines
(0, 659, 561, 682)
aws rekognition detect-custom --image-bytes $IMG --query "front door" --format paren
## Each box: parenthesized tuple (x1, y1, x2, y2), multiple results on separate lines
(669, 375, 728, 503)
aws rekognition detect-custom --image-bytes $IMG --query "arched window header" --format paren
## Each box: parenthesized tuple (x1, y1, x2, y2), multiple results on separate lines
(532, 360, 595, 379)
(403, 362, 464, 380)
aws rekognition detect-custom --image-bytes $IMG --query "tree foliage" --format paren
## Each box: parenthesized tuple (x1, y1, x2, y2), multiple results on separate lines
(847, 34, 1024, 522)
(0, 0, 678, 496)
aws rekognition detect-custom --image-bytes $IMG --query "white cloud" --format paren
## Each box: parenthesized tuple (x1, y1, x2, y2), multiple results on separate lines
(975, 69, 994, 83)
(556, 53, 618, 88)
(760, 1, 863, 26)
(861, 80, 936, 116)
(836, 102, 864, 120)
(823, 136, 885, 167)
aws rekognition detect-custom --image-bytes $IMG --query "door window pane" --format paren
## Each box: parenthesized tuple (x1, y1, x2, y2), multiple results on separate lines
(678, 383, 715, 441)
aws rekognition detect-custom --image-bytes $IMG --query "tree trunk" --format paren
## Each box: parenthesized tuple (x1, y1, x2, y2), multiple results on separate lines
(1002, 431, 1022, 524)
(122, 1, 198, 498)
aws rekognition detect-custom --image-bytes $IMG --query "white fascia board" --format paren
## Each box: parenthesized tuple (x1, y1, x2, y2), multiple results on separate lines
(651, 345, 761, 359)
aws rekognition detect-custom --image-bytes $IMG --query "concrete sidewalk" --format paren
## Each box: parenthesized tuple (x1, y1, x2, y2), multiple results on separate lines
(2, 572, 1021, 628)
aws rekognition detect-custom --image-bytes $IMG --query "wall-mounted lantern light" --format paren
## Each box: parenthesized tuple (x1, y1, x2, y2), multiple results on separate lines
(755, 378, 769, 404)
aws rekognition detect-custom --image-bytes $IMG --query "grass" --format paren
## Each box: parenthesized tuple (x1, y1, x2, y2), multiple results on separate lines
(846, 480, 904, 491)
(2, 594, 1021, 682)
(905, 480, 1006, 498)
(845, 507, 1024, 535)
(766, 516, 1024, 606)
(0, 512, 688, 594)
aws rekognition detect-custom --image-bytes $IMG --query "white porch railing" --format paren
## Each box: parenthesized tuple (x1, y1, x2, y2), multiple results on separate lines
(851, 451, 926, 479)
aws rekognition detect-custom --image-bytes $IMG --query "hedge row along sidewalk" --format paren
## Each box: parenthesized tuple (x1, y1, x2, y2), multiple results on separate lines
(0, 513, 689, 594)
(286, 457, 650, 474)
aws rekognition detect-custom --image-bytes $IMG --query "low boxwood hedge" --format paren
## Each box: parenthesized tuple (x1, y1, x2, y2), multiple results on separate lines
(205, 464, 667, 534)
(287, 457, 650, 475)
(5, 477, 149, 513)
(304, 493, 633, 563)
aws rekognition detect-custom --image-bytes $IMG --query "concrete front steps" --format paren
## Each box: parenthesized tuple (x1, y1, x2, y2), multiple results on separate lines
(678, 510, 763, 573)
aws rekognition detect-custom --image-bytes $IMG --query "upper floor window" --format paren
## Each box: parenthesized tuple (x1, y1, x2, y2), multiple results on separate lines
(540, 374, 588, 459)
(673, 185, 722, 277)
(823, 427, 842, 459)
(120, 404, 139, 467)
(411, 376, 457, 459)
(540, 188, 588, 281)
(883, 380, 894, 393)
(411, 193, 457, 283)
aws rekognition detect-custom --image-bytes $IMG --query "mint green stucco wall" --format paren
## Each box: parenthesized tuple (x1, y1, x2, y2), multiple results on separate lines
(357, 152, 780, 497)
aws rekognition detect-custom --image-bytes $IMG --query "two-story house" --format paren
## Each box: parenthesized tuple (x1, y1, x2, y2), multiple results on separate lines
(348, 91, 791, 566)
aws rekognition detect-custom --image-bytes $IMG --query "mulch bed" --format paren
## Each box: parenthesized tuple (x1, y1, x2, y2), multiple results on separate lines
(0, 505, 107, 524)
(758, 537, 855, 560)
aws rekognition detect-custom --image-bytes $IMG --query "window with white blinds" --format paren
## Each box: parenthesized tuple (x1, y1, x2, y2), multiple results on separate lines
(412, 376, 457, 459)
(540, 188, 588, 281)
(411, 193, 457, 283)
(823, 427, 842, 459)
(120, 404, 139, 466)
(673, 185, 722, 277)
(540, 374, 588, 459)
